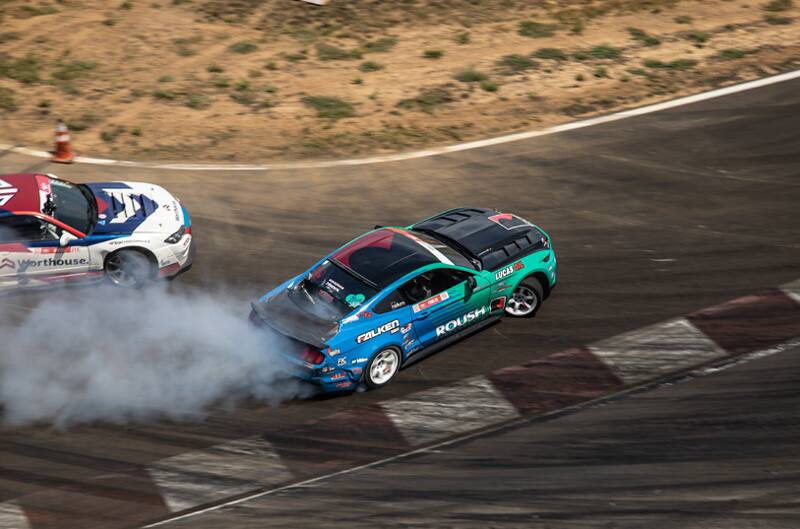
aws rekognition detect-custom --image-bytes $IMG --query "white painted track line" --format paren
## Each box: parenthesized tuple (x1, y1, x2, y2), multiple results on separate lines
(147, 437, 291, 512)
(0, 501, 30, 529)
(2, 69, 799, 171)
(589, 318, 728, 384)
(380, 376, 520, 446)
(781, 279, 800, 305)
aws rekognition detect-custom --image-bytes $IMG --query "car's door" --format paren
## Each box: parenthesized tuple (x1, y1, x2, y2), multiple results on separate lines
(403, 267, 492, 347)
(0, 214, 91, 289)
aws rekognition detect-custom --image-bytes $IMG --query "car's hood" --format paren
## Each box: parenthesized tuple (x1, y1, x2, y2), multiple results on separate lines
(86, 181, 184, 235)
(251, 288, 339, 349)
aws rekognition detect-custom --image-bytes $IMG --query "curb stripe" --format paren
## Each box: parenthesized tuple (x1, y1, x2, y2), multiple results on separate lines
(688, 290, 800, 355)
(0, 502, 30, 529)
(487, 347, 623, 414)
(588, 318, 729, 384)
(1, 70, 799, 172)
(147, 437, 290, 513)
(262, 405, 408, 478)
(380, 376, 520, 446)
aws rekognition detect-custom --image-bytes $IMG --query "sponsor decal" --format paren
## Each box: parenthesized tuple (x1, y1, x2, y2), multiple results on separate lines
(109, 239, 150, 246)
(345, 293, 366, 308)
(327, 348, 341, 356)
(0, 178, 19, 207)
(331, 372, 346, 381)
(324, 278, 344, 293)
(335, 382, 352, 388)
(407, 346, 422, 355)
(351, 367, 363, 375)
(321, 366, 334, 373)
(7, 257, 89, 269)
(361, 311, 373, 318)
(435, 306, 488, 338)
(337, 357, 347, 366)
(356, 319, 400, 344)
(400, 323, 413, 334)
(491, 296, 507, 311)
(495, 261, 524, 281)
(391, 300, 407, 310)
(413, 291, 449, 313)
(352, 357, 369, 364)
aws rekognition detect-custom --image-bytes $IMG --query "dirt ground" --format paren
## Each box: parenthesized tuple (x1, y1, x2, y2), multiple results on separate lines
(0, 0, 798, 162)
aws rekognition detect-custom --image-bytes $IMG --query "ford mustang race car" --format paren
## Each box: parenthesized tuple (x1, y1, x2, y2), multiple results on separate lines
(250, 207, 556, 392)
(0, 173, 193, 292)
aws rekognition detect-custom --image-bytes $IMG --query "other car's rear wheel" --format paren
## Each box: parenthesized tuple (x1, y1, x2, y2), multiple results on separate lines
(365, 347, 401, 389)
(105, 250, 154, 289)
(505, 277, 543, 317)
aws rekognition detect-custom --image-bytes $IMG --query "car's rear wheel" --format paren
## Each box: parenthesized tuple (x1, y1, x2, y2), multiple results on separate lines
(365, 347, 401, 389)
(505, 277, 543, 317)
(105, 249, 155, 289)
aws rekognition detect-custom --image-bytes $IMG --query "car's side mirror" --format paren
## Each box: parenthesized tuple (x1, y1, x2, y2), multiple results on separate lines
(465, 275, 477, 301)
(59, 231, 77, 247)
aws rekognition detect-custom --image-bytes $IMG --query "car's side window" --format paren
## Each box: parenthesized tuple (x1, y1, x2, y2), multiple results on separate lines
(401, 269, 472, 304)
(374, 269, 474, 314)
(0, 215, 58, 242)
(374, 289, 408, 314)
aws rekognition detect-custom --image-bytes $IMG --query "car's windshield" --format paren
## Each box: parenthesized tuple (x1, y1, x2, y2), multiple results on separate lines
(290, 259, 379, 320)
(46, 177, 95, 233)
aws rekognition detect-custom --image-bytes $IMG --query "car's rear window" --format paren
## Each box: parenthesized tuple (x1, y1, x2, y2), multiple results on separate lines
(331, 229, 440, 288)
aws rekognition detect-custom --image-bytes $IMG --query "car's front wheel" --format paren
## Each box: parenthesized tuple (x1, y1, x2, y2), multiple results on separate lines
(505, 277, 543, 317)
(105, 249, 155, 288)
(365, 347, 401, 389)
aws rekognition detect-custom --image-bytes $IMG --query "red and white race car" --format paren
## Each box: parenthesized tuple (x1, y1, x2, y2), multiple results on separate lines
(0, 173, 194, 293)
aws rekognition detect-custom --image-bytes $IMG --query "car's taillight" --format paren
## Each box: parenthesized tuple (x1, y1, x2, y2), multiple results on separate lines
(299, 345, 325, 365)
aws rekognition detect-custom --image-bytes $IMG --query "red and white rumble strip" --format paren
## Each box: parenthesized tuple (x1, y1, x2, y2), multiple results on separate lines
(3, 280, 800, 529)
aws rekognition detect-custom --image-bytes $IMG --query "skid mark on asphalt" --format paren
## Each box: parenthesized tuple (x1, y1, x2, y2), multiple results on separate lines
(588, 318, 728, 384)
(380, 376, 520, 446)
(0, 501, 30, 529)
(147, 437, 290, 513)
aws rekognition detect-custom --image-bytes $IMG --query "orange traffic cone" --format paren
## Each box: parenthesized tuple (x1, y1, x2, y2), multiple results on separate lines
(51, 119, 74, 164)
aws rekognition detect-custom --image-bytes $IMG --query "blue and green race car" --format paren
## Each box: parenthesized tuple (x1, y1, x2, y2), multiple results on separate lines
(250, 207, 557, 392)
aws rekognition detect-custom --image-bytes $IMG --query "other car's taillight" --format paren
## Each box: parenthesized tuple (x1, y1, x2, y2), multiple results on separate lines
(299, 345, 325, 365)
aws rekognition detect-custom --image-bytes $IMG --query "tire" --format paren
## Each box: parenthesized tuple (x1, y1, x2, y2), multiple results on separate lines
(505, 277, 544, 318)
(364, 347, 401, 389)
(104, 249, 155, 289)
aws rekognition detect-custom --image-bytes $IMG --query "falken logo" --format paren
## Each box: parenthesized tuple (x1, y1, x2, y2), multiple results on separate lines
(435, 306, 488, 338)
(356, 319, 400, 344)
(0, 179, 19, 207)
(494, 261, 524, 281)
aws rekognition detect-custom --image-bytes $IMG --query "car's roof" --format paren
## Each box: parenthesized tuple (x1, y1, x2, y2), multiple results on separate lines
(0, 173, 50, 215)
(412, 207, 540, 260)
(331, 228, 451, 288)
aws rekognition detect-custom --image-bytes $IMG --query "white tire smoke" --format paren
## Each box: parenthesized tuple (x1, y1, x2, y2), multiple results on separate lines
(0, 286, 310, 428)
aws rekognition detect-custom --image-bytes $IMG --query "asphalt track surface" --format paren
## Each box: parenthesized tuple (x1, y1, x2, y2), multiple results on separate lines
(163, 345, 800, 529)
(1, 75, 799, 528)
